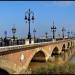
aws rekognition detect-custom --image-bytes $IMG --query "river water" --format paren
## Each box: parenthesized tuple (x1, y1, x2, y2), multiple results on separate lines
(70, 54, 75, 63)
(22, 48, 75, 74)
(69, 47, 75, 64)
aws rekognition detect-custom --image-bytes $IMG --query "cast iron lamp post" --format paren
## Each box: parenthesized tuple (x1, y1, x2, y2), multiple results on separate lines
(33, 28, 36, 40)
(4, 31, 7, 38)
(62, 27, 65, 39)
(12, 26, 16, 41)
(25, 9, 34, 44)
(51, 21, 56, 39)
(67, 31, 70, 39)
(45, 32, 48, 38)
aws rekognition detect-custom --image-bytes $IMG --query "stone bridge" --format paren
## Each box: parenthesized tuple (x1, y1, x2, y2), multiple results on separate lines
(0, 39, 75, 74)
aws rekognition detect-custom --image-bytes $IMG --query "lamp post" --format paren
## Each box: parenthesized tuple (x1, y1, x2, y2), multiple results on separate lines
(58, 34, 60, 38)
(33, 28, 36, 40)
(71, 31, 74, 38)
(24, 9, 34, 44)
(12, 26, 16, 41)
(51, 20, 56, 39)
(4, 30, 7, 38)
(71, 31, 73, 38)
(62, 27, 65, 39)
(67, 31, 70, 39)
(45, 32, 48, 38)
(4, 31, 7, 46)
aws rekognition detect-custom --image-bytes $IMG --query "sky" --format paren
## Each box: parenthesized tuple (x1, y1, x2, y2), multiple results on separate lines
(0, 1, 75, 38)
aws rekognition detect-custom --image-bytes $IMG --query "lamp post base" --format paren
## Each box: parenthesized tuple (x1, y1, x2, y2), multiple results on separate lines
(27, 33, 32, 43)
(25, 39, 34, 45)
(52, 39, 56, 42)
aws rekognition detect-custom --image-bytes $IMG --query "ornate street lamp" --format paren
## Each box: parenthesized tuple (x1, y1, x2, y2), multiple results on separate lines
(24, 9, 34, 44)
(51, 20, 56, 39)
(73, 32, 75, 38)
(45, 32, 48, 38)
(12, 25, 16, 40)
(33, 28, 36, 40)
(62, 27, 66, 39)
(67, 31, 70, 38)
(4, 30, 8, 46)
(58, 34, 60, 38)
(71, 31, 74, 38)
(4, 30, 7, 38)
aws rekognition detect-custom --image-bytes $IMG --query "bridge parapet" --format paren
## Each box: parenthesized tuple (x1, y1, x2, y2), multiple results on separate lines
(0, 39, 74, 53)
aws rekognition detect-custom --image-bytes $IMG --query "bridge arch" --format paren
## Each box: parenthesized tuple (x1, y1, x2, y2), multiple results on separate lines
(19, 49, 48, 74)
(23, 50, 47, 73)
(51, 47, 60, 57)
(72, 41, 74, 46)
(71, 41, 72, 47)
(62, 44, 66, 51)
(73, 41, 74, 47)
(67, 42, 70, 48)
(31, 50, 46, 62)
(0, 68, 9, 74)
(0, 59, 17, 74)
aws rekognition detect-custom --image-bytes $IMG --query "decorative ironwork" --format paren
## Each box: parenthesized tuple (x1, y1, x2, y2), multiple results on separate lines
(33, 28, 36, 40)
(51, 20, 56, 39)
(67, 31, 70, 38)
(62, 27, 66, 39)
(12, 25, 16, 40)
(25, 9, 34, 44)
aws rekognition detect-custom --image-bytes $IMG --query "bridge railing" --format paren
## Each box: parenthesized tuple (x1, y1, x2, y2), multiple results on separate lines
(34, 38, 74, 43)
(0, 38, 74, 53)
(0, 37, 74, 47)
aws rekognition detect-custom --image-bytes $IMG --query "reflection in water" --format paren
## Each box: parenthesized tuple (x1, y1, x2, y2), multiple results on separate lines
(27, 62, 48, 74)
(70, 48, 75, 64)
(70, 55, 75, 63)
